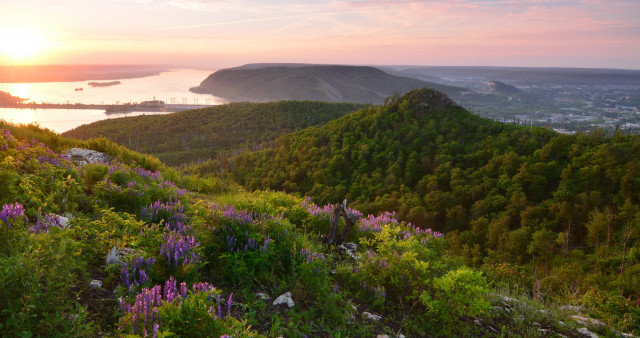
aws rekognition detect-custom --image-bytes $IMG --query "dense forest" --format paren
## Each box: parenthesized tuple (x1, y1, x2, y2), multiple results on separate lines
(63, 101, 367, 166)
(225, 89, 640, 322)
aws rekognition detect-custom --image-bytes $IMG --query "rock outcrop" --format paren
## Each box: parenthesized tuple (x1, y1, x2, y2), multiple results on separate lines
(65, 148, 111, 167)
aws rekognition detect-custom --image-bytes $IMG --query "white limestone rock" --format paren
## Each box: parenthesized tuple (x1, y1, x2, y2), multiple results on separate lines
(560, 305, 585, 313)
(105, 247, 139, 267)
(57, 215, 70, 228)
(273, 292, 295, 308)
(65, 148, 111, 167)
(362, 311, 382, 321)
(338, 242, 358, 259)
(571, 316, 605, 327)
(575, 327, 599, 338)
(255, 292, 271, 300)
(89, 280, 103, 289)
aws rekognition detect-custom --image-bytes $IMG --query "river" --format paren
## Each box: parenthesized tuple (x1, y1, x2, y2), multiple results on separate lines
(0, 69, 225, 133)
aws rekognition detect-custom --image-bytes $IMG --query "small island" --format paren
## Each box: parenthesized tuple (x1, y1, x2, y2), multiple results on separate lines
(88, 81, 121, 87)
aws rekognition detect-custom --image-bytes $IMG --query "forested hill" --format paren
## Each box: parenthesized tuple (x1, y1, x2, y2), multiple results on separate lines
(63, 101, 367, 166)
(228, 88, 640, 302)
(189, 64, 469, 104)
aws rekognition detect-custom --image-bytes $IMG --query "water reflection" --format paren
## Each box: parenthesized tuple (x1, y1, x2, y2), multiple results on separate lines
(12, 84, 31, 99)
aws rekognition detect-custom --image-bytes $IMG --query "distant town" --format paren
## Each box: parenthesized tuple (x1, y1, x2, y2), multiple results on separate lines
(467, 84, 639, 135)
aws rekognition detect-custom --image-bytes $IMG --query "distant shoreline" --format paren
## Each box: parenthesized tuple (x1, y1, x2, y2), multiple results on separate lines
(0, 65, 172, 83)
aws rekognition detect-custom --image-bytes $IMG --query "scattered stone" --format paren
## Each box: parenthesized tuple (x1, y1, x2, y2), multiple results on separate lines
(330, 269, 337, 275)
(56, 215, 70, 228)
(362, 311, 382, 321)
(41, 214, 69, 230)
(376, 335, 389, 338)
(89, 280, 102, 289)
(571, 316, 605, 327)
(558, 321, 565, 326)
(560, 305, 585, 313)
(533, 322, 540, 327)
(474, 318, 482, 326)
(349, 303, 357, 312)
(65, 148, 111, 167)
(397, 334, 406, 338)
(338, 242, 358, 259)
(575, 327, 599, 338)
(105, 247, 139, 267)
(255, 292, 270, 300)
(539, 328, 549, 334)
(272, 292, 295, 308)
(497, 295, 523, 305)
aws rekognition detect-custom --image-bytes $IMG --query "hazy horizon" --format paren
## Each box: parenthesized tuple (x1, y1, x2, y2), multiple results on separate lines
(1, 0, 639, 70)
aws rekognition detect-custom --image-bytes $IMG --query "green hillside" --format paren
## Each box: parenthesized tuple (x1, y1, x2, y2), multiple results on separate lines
(190, 64, 469, 104)
(1, 86, 639, 336)
(0, 121, 558, 337)
(63, 101, 367, 166)
(226, 89, 640, 321)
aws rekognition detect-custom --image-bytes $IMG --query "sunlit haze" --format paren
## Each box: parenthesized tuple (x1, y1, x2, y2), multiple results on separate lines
(1, 0, 639, 68)
(0, 27, 50, 63)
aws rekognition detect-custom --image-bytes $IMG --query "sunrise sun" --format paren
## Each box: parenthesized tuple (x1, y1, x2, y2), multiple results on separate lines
(0, 27, 49, 62)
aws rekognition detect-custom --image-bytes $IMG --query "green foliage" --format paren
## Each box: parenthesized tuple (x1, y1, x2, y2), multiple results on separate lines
(422, 267, 490, 332)
(2, 102, 640, 337)
(0, 229, 94, 336)
(224, 89, 640, 333)
(352, 223, 490, 335)
(63, 101, 367, 167)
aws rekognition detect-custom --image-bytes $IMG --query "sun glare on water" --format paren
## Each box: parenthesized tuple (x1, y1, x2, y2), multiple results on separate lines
(0, 27, 49, 63)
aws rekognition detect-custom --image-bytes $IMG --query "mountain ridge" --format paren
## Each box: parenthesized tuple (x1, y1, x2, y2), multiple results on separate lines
(190, 64, 470, 104)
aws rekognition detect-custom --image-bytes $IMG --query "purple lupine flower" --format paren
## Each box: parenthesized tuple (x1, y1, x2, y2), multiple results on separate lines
(217, 294, 222, 319)
(180, 282, 187, 299)
(227, 293, 233, 317)
(1, 203, 26, 229)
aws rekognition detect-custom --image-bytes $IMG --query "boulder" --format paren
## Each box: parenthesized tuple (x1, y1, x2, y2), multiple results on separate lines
(65, 148, 111, 167)
(571, 316, 605, 327)
(273, 292, 295, 308)
(362, 311, 382, 321)
(255, 292, 271, 300)
(105, 247, 139, 267)
(560, 305, 585, 313)
(575, 327, 599, 338)
(89, 280, 103, 289)
(338, 242, 358, 259)
(57, 215, 70, 228)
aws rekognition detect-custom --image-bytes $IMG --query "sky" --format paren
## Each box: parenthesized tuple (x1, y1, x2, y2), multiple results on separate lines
(0, 0, 639, 69)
